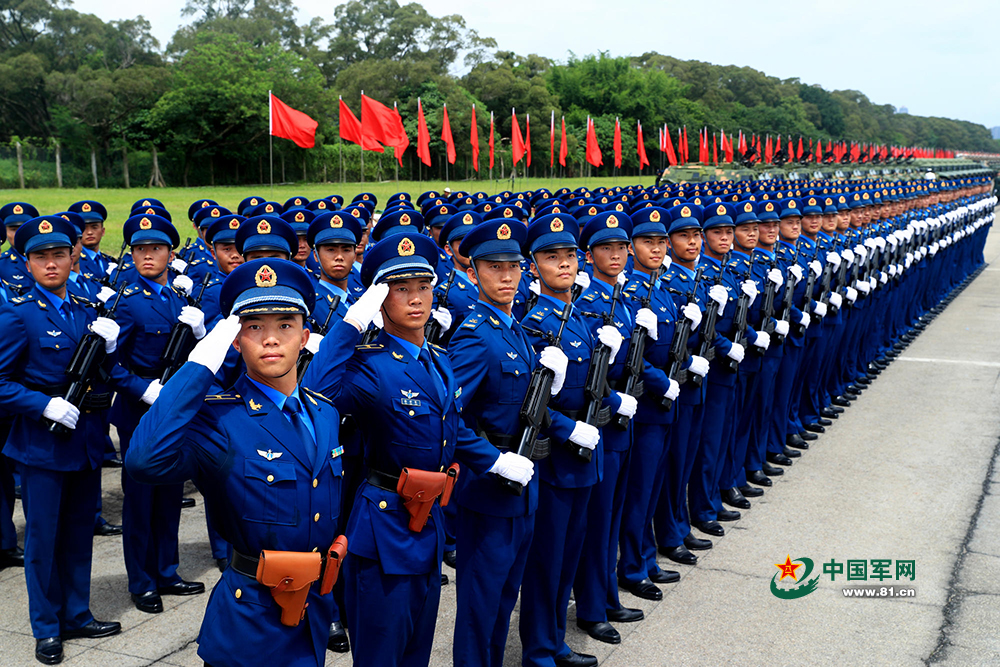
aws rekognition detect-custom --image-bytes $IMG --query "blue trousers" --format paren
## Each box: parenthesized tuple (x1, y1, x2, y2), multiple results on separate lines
(769, 344, 803, 452)
(0, 436, 17, 551)
(453, 508, 534, 667)
(689, 377, 738, 524)
(617, 422, 669, 583)
(20, 465, 100, 639)
(654, 399, 704, 549)
(344, 554, 440, 667)
(746, 353, 782, 471)
(723, 368, 758, 490)
(520, 483, 592, 667)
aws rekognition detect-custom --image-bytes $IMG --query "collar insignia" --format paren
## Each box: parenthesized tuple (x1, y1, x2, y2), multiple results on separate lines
(489, 316, 500, 325)
(392, 351, 404, 360)
(249, 398, 262, 411)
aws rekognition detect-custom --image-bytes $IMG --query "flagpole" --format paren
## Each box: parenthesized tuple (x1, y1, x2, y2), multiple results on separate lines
(339, 136, 344, 184)
(268, 90, 274, 198)
(359, 91, 365, 184)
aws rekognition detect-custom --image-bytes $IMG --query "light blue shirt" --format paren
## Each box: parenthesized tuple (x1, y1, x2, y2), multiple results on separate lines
(139, 274, 167, 300)
(317, 280, 348, 301)
(243, 375, 317, 443)
(385, 333, 444, 392)
(479, 300, 514, 328)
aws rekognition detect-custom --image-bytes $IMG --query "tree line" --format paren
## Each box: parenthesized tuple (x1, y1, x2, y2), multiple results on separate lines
(1, 0, 996, 189)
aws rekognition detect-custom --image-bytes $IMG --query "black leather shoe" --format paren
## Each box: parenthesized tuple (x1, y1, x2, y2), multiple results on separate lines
(767, 452, 793, 466)
(856, 376, 871, 385)
(739, 484, 763, 498)
(131, 591, 163, 614)
(786, 433, 808, 448)
(216, 558, 228, 573)
(832, 396, 852, 407)
(441, 573, 449, 586)
(618, 577, 662, 601)
(35, 637, 62, 665)
(443, 550, 457, 569)
(607, 606, 644, 623)
(657, 545, 697, 566)
(181, 498, 195, 509)
(576, 620, 620, 645)
(820, 407, 839, 418)
(847, 384, 863, 394)
(683, 534, 712, 551)
(102, 457, 123, 469)
(94, 523, 122, 537)
(693, 520, 724, 536)
(804, 423, 825, 434)
(716, 509, 741, 522)
(783, 446, 802, 458)
(829, 405, 845, 413)
(0, 546, 25, 568)
(327, 621, 349, 653)
(747, 470, 773, 486)
(158, 580, 205, 596)
(649, 568, 680, 584)
(555, 651, 598, 667)
(799, 432, 818, 442)
(762, 462, 785, 476)
(62, 620, 121, 639)
(816, 417, 833, 426)
(721, 487, 750, 509)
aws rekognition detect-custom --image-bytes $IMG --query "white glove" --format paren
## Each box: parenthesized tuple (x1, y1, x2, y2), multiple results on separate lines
(372, 311, 384, 329)
(616, 271, 628, 286)
(905, 254, 912, 269)
(539, 346, 568, 395)
(888, 265, 897, 278)
(96, 285, 116, 304)
(170, 258, 188, 274)
(682, 302, 702, 330)
(841, 249, 855, 265)
(688, 354, 710, 377)
(726, 342, 745, 363)
(304, 332, 323, 354)
(708, 284, 728, 314)
(529, 279, 541, 296)
(141, 379, 163, 406)
(597, 325, 624, 363)
(43, 397, 79, 429)
(91, 316, 120, 353)
(767, 268, 784, 287)
(789, 265, 803, 282)
(875, 237, 886, 250)
(753, 331, 770, 350)
(664, 378, 680, 401)
(105, 262, 119, 277)
(826, 252, 841, 269)
(864, 238, 877, 249)
(868, 277, 877, 291)
(569, 421, 600, 450)
(740, 279, 759, 304)
(856, 280, 871, 294)
(635, 308, 658, 341)
(661, 255, 672, 270)
(813, 301, 827, 318)
(879, 271, 888, 285)
(775, 320, 790, 336)
(189, 314, 241, 374)
(172, 274, 194, 297)
(178, 305, 207, 339)
(615, 392, 637, 418)
(855, 246, 868, 261)
(488, 451, 534, 486)
(431, 307, 453, 333)
(345, 282, 390, 332)
(829, 293, 843, 309)
(574, 271, 591, 291)
(799, 312, 811, 328)
(808, 260, 822, 277)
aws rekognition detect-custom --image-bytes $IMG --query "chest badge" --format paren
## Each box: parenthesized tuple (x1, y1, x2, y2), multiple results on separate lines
(256, 448, 282, 461)
(570, 341, 582, 348)
(47, 330, 61, 337)
(506, 352, 518, 360)
(401, 389, 420, 400)
(249, 398, 262, 411)
(659, 306, 667, 312)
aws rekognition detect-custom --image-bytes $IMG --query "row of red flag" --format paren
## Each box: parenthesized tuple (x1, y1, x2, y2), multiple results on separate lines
(270, 92, 957, 169)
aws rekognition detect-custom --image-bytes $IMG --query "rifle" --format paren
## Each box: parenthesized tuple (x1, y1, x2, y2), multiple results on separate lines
(576, 282, 621, 460)
(775, 241, 800, 343)
(662, 266, 703, 409)
(101, 241, 128, 288)
(47, 285, 127, 436)
(794, 241, 820, 334)
(178, 237, 193, 262)
(297, 295, 340, 380)
(614, 271, 657, 430)
(499, 303, 572, 496)
(159, 272, 213, 384)
(424, 269, 456, 344)
(819, 238, 836, 314)
(758, 252, 778, 344)
(695, 252, 729, 371)
(726, 252, 757, 371)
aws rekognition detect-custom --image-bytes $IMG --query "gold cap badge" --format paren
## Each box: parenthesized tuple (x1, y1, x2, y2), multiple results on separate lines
(257, 220, 271, 234)
(255, 264, 276, 287)
(140, 217, 152, 230)
(38, 220, 53, 234)
(397, 237, 415, 256)
(497, 223, 512, 240)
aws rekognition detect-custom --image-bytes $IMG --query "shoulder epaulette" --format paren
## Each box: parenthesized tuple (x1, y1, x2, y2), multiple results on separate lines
(69, 294, 95, 307)
(429, 342, 446, 354)
(355, 343, 383, 351)
(461, 313, 485, 329)
(11, 293, 33, 306)
(529, 309, 547, 321)
(205, 393, 242, 402)
(123, 285, 143, 297)
(301, 387, 333, 405)
(582, 292, 597, 302)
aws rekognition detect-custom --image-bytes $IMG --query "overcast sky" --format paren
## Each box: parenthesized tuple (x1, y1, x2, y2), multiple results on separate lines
(73, 0, 1000, 129)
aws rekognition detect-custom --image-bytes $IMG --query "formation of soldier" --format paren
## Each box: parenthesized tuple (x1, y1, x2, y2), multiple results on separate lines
(0, 174, 993, 666)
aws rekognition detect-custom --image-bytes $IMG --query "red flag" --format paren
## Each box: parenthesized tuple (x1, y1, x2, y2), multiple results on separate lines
(511, 109, 525, 166)
(549, 111, 555, 169)
(339, 96, 382, 152)
(712, 133, 718, 165)
(415, 98, 431, 166)
(815, 139, 822, 162)
(682, 127, 688, 163)
(361, 94, 408, 164)
(637, 121, 649, 171)
(392, 102, 409, 165)
(585, 117, 603, 167)
(559, 116, 567, 167)
(470, 104, 479, 172)
(775, 135, 782, 157)
(613, 118, 622, 168)
(441, 103, 456, 165)
(797, 136, 804, 160)
(764, 135, 773, 164)
(270, 92, 317, 149)
(664, 124, 677, 166)
(525, 114, 531, 168)
(699, 128, 709, 163)
(489, 111, 495, 170)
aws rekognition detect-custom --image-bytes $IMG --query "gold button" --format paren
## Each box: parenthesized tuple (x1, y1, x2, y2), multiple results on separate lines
(443, 440, 447, 447)
(235, 589, 242, 599)
(378, 500, 387, 510)
(408, 410, 415, 416)
(55, 345, 59, 349)
(266, 474, 274, 483)
(314, 513, 320, 522)
(312, 479, 318, 488)
(578, 357, 583, 362)
(312, 547, 318, 552)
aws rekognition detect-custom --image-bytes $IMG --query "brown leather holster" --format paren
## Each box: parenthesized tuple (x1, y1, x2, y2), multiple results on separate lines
(255, 535, 349, 627)
(395, 463, 460, 533)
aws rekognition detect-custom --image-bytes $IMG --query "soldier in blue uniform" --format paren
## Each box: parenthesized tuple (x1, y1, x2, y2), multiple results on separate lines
(74, 201, 119, 281)
(432, 211, 483, 343)
(0, 232, 21, 571)
(127, 258, 356, 667)
(0, 216, 125, 664)
(111, 213, 208, 614)
(185, 198, 219, 265)
(0, 201, 40, 293)
(447, 220, 571, 667)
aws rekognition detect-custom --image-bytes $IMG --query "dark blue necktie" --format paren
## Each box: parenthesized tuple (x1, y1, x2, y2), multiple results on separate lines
(283, 396, 316, 464)
(61, 302, 74, 328)
(418, 348, 443, 403)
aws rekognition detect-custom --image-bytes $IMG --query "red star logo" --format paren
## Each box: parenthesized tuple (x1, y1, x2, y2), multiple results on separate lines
(775, 555, 802, 581)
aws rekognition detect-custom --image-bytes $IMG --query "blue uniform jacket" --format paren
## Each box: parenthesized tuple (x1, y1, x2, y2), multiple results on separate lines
(0, 248, 33, 293)
(620, 270, 677, 425)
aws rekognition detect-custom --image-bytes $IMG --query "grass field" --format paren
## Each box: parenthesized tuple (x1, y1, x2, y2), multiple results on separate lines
(0, 177, 654, 249)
